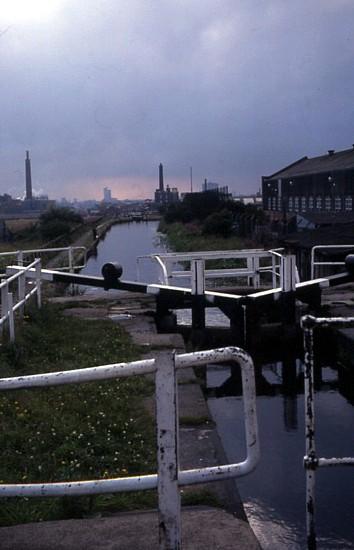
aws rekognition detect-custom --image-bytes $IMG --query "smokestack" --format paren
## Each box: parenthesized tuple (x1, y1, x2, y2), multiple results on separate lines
(159, 163, 164, 192)
(25, 150, 33, 200)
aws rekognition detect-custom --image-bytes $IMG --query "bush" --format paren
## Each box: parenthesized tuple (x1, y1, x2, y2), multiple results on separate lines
(202, 209, 233, 237)
(40, 207, 83, 225)
(39, 207, 83, 240)
(40, 219, 71, 240)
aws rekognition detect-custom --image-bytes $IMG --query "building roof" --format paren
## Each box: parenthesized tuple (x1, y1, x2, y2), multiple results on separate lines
(265, 147, 354, 179)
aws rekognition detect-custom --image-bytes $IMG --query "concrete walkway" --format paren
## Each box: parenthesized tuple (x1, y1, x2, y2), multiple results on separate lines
(0, 507, 260, 550)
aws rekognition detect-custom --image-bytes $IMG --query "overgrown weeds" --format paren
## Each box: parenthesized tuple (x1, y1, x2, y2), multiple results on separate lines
(0, 304, 156, 525)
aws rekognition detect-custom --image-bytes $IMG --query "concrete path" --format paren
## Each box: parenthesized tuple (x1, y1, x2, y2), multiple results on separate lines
(0, 507, 260, 550)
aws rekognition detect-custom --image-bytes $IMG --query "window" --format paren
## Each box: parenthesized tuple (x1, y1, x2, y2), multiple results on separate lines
(267, 197, 272, 210)
(272, 197, 277, 210)
(308, 195, 314, 210)
(334, 196, 342, 211)
(301, 196, 307, 211)
(316, 195, 322, 210)
(345, 196, 352, 211)
(294, 196, 299, 212)
(324, 196, 331, 211)
(288, 196, 293, 211)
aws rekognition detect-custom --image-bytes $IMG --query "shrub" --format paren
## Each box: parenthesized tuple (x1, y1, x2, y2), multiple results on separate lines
(202, 209, 233, 237)
(39, 207, 83, 240)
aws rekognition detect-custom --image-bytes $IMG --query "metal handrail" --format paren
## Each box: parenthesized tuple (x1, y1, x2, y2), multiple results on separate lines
(0, 346, 259, 549)
(0, 246, 87, 273)
(310, 244, 354, 279)
(137, 248, 284, 289)
(301, 315, 354, 550)
(0, 258, 42, 341)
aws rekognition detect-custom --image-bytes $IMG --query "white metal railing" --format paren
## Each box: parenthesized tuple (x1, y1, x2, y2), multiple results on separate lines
(0, 346, 259, 549)
(0, 246, 87, 275)
(310, 245, 354, 280)
(301, 315, 354, 550)
(137, 248, 285, 290)
(0, 258, 42, 342)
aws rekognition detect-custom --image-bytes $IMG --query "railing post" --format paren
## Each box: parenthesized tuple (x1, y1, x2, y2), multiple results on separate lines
(0, 280, 8, 337)
(155, 352, 181, 550)
(17, 250, 23, 267)
(310, 247, 316, 280)
(18, 270, 25, 318)
(8, 292, 15, 342)
(35, 259, 42, 309)
(191, 259, 205, 331)
(280, 251, 297, 325)
(280, 254, 297, 292)
(68, 247, 74, 273)
(303, 320, 317, 550)
(271, 254, 277, 288)
(253, 256, 260, 288)
(247, 255, 261, 288)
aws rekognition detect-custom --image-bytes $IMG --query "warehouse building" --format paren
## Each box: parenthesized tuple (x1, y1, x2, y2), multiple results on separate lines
(262, 146, 354, 215)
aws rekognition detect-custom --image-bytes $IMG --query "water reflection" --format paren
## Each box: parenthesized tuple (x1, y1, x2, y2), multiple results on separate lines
(207, 356, 354, 549)
(81, 220, 167, 292)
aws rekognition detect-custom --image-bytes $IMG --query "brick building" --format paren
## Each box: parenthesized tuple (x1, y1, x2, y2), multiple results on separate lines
(262, 146, 354, 216)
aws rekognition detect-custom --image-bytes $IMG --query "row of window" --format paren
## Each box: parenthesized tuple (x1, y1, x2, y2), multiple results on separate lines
(267, 196, 353, 212)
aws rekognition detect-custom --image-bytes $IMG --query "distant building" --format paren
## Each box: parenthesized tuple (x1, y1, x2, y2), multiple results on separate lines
(201, 179, 230, 200)
(233, 193, 263, 207)
(154, 163, 179, 205)
(262, 146, 354, 216)
(25, 151, 32, 201)
(0, 151, 54, 215)
(103, 187, 112, 203)
(202, 179, 219, 192)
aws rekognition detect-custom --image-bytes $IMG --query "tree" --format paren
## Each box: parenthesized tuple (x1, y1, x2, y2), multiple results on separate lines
(202, 209, 234, 237)
(39, 207, 83, 240)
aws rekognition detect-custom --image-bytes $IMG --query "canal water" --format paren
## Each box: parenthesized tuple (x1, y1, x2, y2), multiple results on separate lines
(83, 221, 354, 549)
(208, 359, 354, 549)
(81, 220, 167, 289)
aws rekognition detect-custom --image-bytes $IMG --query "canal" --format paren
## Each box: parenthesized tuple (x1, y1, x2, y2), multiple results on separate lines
(82, 220, 354, 549)
(81, 220, 167, 288)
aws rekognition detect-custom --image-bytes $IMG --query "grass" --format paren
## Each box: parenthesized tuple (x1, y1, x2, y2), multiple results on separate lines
(0, 304, 156, 526)
(159, 221, 254, 253)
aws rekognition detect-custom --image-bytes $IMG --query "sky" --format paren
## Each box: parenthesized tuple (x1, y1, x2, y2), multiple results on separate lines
(1, 0, 354, 201)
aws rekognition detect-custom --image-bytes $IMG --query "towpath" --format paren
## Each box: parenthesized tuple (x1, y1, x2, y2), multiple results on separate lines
(1, 291, 260, 549)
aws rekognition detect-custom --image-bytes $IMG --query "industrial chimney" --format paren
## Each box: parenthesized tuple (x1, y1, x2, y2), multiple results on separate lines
(25, 150, 33, 201)
(159, 163, 164, 192)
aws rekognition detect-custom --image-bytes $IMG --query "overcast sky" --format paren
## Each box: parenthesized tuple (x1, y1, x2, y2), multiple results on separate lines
(1, 0, 354, 200)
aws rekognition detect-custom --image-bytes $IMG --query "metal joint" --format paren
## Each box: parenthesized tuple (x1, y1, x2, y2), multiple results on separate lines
(304, 454, 318, 471)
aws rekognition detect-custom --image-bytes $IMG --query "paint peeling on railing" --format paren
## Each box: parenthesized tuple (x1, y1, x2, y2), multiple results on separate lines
(302, 314, 354, 550)
(0, 346, 259, 549)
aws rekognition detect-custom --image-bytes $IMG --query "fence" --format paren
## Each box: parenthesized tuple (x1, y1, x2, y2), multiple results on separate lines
(301, 315, 354, 550)
(0, 246, 87, 275)
(310, 244, 354, 280)
(0, 258, 42, 342)
(137, 248, 286, 290)
(0, 346, 259, 549)
(0, 245, 87, 341)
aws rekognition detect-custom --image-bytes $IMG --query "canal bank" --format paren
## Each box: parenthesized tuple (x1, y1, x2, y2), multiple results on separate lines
(0, 291, 260, 549)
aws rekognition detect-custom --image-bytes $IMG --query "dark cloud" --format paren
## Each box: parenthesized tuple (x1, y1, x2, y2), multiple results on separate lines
(1, 0, 354, 199)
